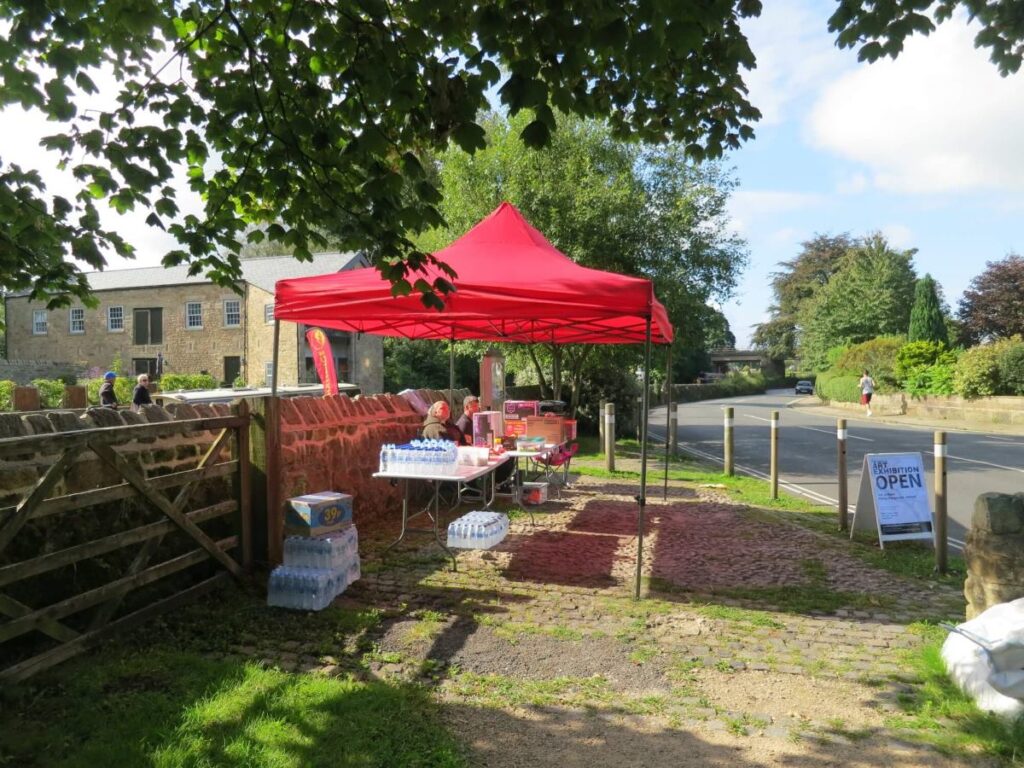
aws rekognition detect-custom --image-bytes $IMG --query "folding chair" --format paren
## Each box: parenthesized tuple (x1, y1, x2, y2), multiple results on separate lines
(529, 443, 579, 495)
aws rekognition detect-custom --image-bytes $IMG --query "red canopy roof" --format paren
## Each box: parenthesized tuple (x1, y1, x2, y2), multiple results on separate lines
(274, 202, 673, 344)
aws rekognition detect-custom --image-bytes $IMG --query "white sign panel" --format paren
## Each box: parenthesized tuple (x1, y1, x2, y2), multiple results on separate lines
(852, 453, 934, 547)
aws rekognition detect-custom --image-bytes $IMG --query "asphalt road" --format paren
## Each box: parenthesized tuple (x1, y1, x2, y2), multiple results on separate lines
(648, 390, 1024, 552)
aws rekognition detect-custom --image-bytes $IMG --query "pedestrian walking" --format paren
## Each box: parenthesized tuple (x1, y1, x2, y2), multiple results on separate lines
(132, 373, 153, 411)
(859, 369, 875, 417)
(99, 371, 119, 409)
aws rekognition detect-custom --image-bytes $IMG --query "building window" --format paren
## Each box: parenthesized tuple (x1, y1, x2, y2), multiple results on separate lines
(264, 362, 274, 385)
(264, 303, 274, 324)
(133, 358, 157, 378)
(32, 309, 48, 335)
(185, 301, 203, 330)
(133, 307, 163, 345)
(108, 306, 124, 332)
(224, 299, 241, 328)
(69, 308, 85, 334)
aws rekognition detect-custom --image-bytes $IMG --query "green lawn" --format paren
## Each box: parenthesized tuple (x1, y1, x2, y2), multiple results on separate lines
(0, 603, 463, 768)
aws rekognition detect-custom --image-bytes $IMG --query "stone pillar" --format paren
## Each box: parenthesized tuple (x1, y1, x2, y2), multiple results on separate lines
(14, 386, 40, 412)
(964, 492, 1024, 618)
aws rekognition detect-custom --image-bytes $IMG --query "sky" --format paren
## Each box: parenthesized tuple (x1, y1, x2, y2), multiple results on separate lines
(3, 1, 1023, 349)
(723, 0, 1024, 346)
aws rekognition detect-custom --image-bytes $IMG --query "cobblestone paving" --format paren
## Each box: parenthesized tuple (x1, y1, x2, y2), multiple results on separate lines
(234, 471, 982, 765)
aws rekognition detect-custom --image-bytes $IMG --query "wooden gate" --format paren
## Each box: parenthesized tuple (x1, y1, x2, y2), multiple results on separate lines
(0, 402, 252, 682)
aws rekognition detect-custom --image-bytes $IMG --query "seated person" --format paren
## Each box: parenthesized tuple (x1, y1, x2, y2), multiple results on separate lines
(422, 400, 464, 444)
(455, 395, 480, 445)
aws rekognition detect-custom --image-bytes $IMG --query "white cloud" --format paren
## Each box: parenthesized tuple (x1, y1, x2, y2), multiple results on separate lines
(741, 0, 852, 125)
(808, 16, 1024, 194)
(728, 190, 823, 232)
(836, 172, 868, 195)
(881, 224, 914, 248)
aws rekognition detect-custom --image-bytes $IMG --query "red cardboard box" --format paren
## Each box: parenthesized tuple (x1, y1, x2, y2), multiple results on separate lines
(525, 415, 565, 444)
(504, 418, 528, 437)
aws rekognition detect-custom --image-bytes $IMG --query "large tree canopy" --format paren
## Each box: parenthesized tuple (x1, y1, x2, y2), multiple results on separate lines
(957, 254, 1024, 344)
(421, 111, 748, 411)
(0, 0, 760, 311)
(751, 234, 854, 361)
(799, 234, 917, 370)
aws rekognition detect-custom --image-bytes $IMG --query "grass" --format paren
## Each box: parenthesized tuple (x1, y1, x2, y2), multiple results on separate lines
(879, 622, 1024, 761)
(0, 649, 463, 768)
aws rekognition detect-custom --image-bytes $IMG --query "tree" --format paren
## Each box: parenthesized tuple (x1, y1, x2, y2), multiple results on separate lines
(829, 0, 1024, 76)
(907, 274, 949, 346)
(957, 254, 1024, 344)
(382, 337, 478, 394)
(752, 234, 855, 361)
(424, 112, 748, 414)
(799, 234, 917, 371)
(0, 0, 760, 314)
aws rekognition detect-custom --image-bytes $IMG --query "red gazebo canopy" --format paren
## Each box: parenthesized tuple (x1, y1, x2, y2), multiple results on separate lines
(274, 202, 673, 344)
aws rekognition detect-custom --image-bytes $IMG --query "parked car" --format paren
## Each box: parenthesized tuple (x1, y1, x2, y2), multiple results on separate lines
(794, 380, 814, 395)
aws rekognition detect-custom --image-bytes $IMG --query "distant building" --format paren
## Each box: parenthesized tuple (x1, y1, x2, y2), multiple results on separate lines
(707, 348, 781, 378)
(4, 253, 383, 393)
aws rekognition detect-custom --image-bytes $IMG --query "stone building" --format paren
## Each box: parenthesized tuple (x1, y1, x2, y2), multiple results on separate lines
(4, 253, 384, 393)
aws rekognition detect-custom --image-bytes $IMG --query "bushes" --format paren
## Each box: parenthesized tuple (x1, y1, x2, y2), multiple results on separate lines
(997, 342, 1024, 395)
(895, 341, 959, 397)
(159, 373, 218, 391)
(952, 339, 1015, 399)
(0, 380, 13, 411)
(84, 377, 134, 406)
(31, 379, 66, 409)
(832, 336, 903, 388)
(675, 371, 766, 402)
(814, 370, 861, 403)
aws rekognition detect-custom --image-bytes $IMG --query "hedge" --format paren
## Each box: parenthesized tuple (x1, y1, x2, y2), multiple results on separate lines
(159, 373, 219, 391)
(674, 371, 766, 402)
(0, 380, 13, 411)
(814, 370, 861, 404)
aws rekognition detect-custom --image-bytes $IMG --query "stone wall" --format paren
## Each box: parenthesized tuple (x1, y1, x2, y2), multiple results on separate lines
(0, 360, 89, 385)
(275, 394, 423, 530)
(822, 393, 1024, 425)
(964, 492, 1024, 619)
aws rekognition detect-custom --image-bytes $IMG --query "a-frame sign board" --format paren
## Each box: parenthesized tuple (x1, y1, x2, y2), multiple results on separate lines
(851, 453, 934, 549)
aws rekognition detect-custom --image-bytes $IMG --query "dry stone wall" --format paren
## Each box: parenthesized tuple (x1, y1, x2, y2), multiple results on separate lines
(964, 492, 1024, 618)
(0, 360, 88, 385)
(276, 394, 423, 528)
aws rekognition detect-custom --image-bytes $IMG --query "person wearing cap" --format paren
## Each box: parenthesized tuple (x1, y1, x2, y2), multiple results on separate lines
(132, 373, 153, 411)
(99, 371, 119, 408)
(455, 394, 481, 446)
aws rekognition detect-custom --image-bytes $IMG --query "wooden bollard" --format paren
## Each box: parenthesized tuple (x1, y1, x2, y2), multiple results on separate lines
(599, 399, 607, 445)
(669, 407, 678, 455)
(604, 402, 615, 472)
(723, 406, 734, 476)
(934, 431, 948, 574)
(770, 410, 779, 500)
(837, 418, 848, 531)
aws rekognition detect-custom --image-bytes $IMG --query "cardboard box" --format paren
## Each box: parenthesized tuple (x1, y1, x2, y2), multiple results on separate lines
(286, 491, 353, 537)
(525, 415, 565, 444)
(521, 482, 549, 505)
(504, 400, 539, 419)
(504, 418, 528, 437)
(471, 410, 504, 447)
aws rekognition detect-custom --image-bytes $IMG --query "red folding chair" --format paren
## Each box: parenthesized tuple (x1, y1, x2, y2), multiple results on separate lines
(530, 443, 579, 494)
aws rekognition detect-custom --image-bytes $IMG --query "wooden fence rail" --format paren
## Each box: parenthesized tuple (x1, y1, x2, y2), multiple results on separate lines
(0, 401, 252, 682)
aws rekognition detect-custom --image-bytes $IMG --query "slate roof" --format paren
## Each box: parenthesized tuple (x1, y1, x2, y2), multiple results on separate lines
(19, 252, 366, 296)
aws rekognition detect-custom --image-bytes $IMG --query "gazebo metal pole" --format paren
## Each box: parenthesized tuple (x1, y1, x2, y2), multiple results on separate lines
(448, 335, 456, 406)
(663, 344, 672, 501)
(271, 319, 280, 395)
(634, 316, 652, 601)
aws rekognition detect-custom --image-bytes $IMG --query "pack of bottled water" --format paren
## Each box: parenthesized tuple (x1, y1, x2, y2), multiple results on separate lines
(379, 439, 459, 476)
(447, 511, 509, 550)
(267, 526, 361, 610)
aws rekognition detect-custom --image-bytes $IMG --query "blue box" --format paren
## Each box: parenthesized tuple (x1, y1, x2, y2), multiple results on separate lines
(286, 491, 353, 537)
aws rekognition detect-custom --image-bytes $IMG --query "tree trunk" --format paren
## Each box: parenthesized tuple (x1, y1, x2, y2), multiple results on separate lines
(526, 345, 550, 399)
(549, 343, 563, 401)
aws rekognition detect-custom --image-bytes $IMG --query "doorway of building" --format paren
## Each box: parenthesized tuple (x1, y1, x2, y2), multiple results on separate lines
(223, 356, 241, 387)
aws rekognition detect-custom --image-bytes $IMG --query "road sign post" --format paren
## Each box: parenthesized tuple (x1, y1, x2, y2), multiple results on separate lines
(770, 410, 779, 500)
(837, 418, 848, 531)
(723, 407, 734, 476)
(934, 431, 948, 574)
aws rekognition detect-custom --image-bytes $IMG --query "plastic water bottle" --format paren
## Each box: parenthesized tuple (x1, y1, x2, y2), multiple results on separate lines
(379, 444, 389, 473)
